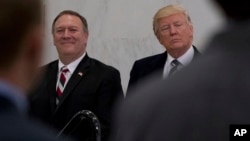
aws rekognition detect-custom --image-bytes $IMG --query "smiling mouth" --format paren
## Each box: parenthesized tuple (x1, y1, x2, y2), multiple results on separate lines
(62, 42, 74, 45)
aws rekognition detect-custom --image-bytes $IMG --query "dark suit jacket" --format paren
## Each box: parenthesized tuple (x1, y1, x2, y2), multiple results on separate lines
(112, 22, 250, 141)
(29, 54, 123, 141)
(0, 95, 68, 141)
(127, 46, 200, 95)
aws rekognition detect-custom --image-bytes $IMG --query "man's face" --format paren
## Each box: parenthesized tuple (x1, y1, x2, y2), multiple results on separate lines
(155, 13, 193, 54)
(53, 14, 88, 60)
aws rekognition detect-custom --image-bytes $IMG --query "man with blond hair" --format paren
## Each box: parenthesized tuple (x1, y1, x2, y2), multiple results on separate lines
(112, 0, 250, 140)
(127, 4, 200, 95)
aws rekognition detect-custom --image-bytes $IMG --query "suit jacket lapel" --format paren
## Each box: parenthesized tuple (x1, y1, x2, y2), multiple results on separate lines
(46, 61, 58, 113)
(149, 51, 167, 73)
(55, 54, 90, 112)
(148, 46, 199, 71)
(192, 45, 201, 61)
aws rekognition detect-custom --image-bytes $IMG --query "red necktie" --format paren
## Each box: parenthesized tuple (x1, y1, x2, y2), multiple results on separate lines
(56, 66, 69, 97)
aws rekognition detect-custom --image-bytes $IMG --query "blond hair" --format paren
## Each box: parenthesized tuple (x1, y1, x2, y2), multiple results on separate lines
(153, 4, 191, 34)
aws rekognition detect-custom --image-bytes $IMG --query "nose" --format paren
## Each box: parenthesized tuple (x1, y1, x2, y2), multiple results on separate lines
(169, 25, 177, 35)
(62, 29, 70, 39)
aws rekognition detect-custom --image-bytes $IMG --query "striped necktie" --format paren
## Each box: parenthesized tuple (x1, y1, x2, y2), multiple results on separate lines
(56, 66, 69, 97)
(168, 59, 181, 76)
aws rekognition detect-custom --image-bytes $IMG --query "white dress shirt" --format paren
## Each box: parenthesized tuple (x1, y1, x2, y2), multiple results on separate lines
(56, 52, 86, 90)
(163, 46, 195, 78)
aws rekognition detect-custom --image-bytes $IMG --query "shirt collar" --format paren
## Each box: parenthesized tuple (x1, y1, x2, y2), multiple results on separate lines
(167, 45, 194, 66)
(58, 52, 86, 73)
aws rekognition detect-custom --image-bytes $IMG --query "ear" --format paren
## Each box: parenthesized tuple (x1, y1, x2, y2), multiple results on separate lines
(17, 25, 43, 92)
(189, 23, 194, 35)
(83, 31, 89, 40)
(52, 32, 56, 46)
(24, 25, 43, 66)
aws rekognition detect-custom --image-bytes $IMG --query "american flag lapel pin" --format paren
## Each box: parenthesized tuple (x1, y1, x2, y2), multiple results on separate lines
(78, 72, 83, 76)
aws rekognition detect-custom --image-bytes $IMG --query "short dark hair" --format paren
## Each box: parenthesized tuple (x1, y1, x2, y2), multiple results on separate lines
(0, 0, 42, 68)
(52, 10, 88, 33)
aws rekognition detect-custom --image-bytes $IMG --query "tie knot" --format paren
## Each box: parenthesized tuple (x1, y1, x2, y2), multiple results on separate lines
(171, 59, 181, 67)
(61, 66, 69, 73)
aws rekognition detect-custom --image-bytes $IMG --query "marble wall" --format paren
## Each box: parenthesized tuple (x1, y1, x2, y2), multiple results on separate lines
(43, 0, 224, 93)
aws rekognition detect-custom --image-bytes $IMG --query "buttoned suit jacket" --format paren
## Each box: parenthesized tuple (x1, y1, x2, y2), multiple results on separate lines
(29, 54, 123, 141)
(127, 46, 200, 95)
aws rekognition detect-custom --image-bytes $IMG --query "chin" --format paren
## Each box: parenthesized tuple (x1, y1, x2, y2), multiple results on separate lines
(170, 44, 183, 49)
